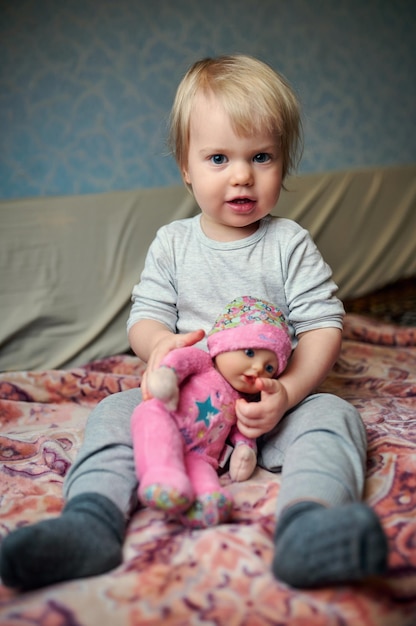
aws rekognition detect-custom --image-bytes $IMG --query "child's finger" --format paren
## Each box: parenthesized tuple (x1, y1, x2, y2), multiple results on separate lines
(176, 329, 205, 348)
(255, 377, 280, 394)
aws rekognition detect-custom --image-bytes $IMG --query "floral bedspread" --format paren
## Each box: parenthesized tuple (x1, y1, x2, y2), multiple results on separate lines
(0, 314, 415, 626)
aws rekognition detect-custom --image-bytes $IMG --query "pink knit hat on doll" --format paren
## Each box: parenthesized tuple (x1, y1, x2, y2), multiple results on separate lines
(207, 296, 292, 377)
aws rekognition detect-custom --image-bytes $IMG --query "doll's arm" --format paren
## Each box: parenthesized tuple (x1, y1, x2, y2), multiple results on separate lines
(228, 425, 258, 482)
(147, 346, 212, 411)
(146, 367, 179, 411)
(161, 346, 212, 381)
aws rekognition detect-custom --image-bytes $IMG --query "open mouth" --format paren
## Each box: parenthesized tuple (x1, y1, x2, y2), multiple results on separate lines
(242, 374, 257, 387)
(227, 198, 256, 212)
(231, 197, 253, 204)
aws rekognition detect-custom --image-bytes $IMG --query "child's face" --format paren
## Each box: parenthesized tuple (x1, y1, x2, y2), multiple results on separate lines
(214, 348, 278, 394)
(183, 92, 283, 241)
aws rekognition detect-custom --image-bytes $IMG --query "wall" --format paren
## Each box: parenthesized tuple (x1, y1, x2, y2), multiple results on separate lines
(1, 0, 415, 199)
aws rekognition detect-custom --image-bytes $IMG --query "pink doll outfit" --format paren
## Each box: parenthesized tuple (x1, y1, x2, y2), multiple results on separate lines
(131, 296, 291, 528)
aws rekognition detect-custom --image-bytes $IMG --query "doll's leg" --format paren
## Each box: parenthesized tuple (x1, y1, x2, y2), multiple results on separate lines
(131, 400, 194, 513)
(179, 453, 233, 528)
(1, 388, 141, 590)
(258, 393, 388, 587)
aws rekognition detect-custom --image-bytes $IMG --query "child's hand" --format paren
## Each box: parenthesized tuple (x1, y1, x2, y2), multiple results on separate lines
(142, 329, 205, 400)
(235, 378, 289, 438)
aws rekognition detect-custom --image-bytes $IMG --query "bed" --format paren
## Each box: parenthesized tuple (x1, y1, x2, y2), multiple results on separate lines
(1, 165, 415, 625)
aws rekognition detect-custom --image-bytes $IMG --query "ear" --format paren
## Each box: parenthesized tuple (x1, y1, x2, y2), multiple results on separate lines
(182, 167, 191, 185)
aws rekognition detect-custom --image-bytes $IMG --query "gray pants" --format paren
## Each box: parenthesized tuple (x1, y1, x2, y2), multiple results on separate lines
(64, 389, 367, 520)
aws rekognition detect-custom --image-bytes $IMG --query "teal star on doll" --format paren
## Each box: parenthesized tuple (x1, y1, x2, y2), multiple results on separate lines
(195, 396, 220, 426)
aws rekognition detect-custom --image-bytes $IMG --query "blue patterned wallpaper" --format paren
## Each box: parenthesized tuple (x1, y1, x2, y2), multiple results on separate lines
(1, 0, 415, 199)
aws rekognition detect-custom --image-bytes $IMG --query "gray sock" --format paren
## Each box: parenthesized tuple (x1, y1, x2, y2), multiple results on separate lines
(272, 501, 388, 588)
(0, 493, 125, 591)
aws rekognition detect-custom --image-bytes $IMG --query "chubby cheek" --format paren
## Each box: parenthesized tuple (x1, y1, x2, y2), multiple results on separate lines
(191, 180, 210, 201)
(273, 185, 282, 205)
(266, 180, 282, 208)
(262, 166, 283, 203)
(190, 182, 219, 214)
(183, 168, 203, 194)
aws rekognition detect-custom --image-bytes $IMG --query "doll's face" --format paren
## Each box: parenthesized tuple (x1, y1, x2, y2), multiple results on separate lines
(214, 348, 278, 394)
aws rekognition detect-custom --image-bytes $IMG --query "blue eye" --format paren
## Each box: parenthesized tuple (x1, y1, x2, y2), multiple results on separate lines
(245, 349, 255, 358)
(253, 153, 271, 163)
(265, 364, 275, 375)
(211, 154, 227, 165)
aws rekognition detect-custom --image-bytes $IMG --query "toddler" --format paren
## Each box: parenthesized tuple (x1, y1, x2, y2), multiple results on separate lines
(0, 54, 387, 591)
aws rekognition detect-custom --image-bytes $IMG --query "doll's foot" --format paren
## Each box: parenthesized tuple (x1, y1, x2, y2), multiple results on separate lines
(229, 443, 257, 482)
(139, 468, 194, 513)
(140, 484, 193, 513)
(180, 490, 233, 529)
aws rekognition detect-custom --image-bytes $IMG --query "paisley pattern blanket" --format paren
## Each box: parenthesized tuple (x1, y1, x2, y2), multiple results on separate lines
(0, 314, 415, 626)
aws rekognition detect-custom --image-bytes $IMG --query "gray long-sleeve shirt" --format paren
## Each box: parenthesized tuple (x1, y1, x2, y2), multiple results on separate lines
(127, 214, 344, 350)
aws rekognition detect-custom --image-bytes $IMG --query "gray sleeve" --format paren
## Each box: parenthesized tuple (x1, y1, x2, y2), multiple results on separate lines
(283, 226, 345, 335)
(127, 227, 178, 333)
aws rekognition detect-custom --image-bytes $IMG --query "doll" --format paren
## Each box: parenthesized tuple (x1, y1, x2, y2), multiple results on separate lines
(131, 296, 292, 528)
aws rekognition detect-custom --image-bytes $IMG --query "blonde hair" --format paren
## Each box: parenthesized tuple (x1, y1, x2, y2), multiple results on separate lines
(169, 55, 303, 182)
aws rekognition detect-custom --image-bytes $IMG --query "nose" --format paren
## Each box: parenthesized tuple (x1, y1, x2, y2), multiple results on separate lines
(249, 361, 262, 376)
(249, 358, 273, 378)
(230, 160, 253, 186)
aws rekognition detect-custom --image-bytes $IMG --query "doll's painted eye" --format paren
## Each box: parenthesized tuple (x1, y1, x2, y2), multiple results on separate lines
(245, 349, 255, 358)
